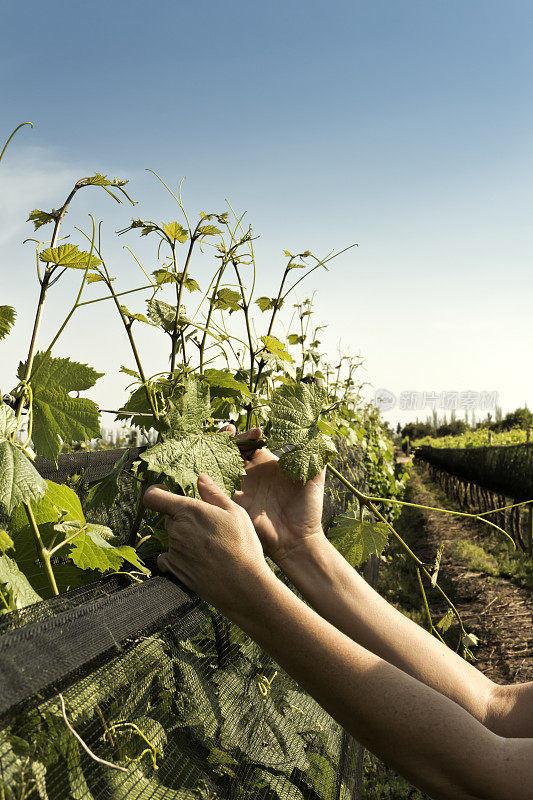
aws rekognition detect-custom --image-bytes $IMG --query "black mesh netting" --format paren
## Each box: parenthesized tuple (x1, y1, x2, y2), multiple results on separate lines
(0, 443, 370, 800)
(416, 442, 533, 501)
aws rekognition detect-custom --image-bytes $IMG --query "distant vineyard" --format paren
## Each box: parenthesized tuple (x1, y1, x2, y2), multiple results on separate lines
(414, 427, 530, 449)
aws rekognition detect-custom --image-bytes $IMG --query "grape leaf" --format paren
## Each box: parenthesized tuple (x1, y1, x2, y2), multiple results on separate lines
(162, 221, 188, 243)
(214, 288, 242, 313)
(147, 298, 185, 332)
(8, 481, 96, 596)
(0, 404, 47, 514)
(141, 378, 244, 496)
(197, 224, 222, 236)
(68, 528, 149, 574)
(0, 529, 14, 552)
(268, 383, 337, 483)
(202, 369, 251, 399)
(0, 305, 16, 340)
(17, 353, 103, 461)
(39, 243, 102, 269)
(141, 432, 244, 497)
(260, 335, 293, 363)
(255, 296, 275, 312)
(0, 554, 42, 608)
(85, 173, 128, 188)
(328, 507, 389, 567)
(27, 209, 60, 230)
(119, 305, 151, 324)
(101, 763, 196, 800)
(115, 385, 156, 427)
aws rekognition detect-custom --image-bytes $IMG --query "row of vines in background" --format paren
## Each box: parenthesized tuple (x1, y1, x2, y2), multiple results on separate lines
(414, 427, 532, 449)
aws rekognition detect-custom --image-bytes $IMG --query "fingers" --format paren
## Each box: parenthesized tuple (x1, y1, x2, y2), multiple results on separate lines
(197, 473, 234, 511)
(236, 427, 262, 441)
(143, 485, 195, 517)
(220, 423, 237, 436)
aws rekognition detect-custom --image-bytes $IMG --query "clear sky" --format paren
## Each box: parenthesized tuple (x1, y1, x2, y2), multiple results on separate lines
(2, 0, 532, 430)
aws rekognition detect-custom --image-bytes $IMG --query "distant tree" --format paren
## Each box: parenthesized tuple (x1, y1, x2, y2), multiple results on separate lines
(401, 421, 433, 440)
(396, 422, 402, 435)
(491, 407, 533, 432)
(436, 419, 467, 437)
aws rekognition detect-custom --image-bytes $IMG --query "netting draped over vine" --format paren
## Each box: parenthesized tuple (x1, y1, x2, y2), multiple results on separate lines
(0, 444, 371, 800)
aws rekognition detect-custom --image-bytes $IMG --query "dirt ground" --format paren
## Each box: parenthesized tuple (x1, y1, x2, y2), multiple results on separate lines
(406, 464, 532, 684)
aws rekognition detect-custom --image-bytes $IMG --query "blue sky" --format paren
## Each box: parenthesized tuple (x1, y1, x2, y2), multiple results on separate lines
(2, 0, 532, 428)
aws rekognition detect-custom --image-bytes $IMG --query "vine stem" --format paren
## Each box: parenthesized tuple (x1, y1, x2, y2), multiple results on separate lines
(23, 502, 59, 596)
(326, 462, 467, 641)
(363, 492, 516, 547)
(59, 695, 127, 773)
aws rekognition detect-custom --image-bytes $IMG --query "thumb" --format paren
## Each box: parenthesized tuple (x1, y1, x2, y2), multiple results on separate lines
(197, 473, 234, 511)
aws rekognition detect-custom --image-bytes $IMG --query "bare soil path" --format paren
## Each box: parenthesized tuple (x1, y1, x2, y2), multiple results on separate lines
(405, 463, 532, 683)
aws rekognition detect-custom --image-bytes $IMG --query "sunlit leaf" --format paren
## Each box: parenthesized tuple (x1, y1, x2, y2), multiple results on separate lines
(17, 354, 103, 461)
(39, 244, 102, 270)
(197, 225, 222, 236)
(27, 209, 60, 230)
(214, 288, 242, 313)
(260, 335, 293, 363)
(119, 305, 151, 324)
(202, 369, 251, 399)
(268, 383, 336, 482)
(255, 297, 275, 312)
(162, 221, 188, 243)
(0, 306, 16, 341)
(328, 507, 389, 567)
(0, 404, 47, 514)
(0, 554, 42, 609)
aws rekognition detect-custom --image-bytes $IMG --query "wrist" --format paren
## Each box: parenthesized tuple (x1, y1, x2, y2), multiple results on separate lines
(275, 529, 331, 574)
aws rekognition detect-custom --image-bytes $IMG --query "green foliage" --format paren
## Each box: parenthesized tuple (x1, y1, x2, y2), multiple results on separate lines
(17, 354, 103, 462)
(162, 221, 188, 243)
(27, 208, 61, 230)
(269, 383, 337, 483)
(328, 507, 389, 566)
(39, 243, 102, 270)
(0, 305, 16, 340)
(85, 449, 130, 511)
(0, 403, 47, 515)
(0, 554, 42, 608)
(141, 379, 244, 496)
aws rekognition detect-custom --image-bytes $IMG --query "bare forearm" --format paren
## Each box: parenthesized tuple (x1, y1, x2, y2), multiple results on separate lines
(278, 534, 499, 730)
(226, 570, 531, 800)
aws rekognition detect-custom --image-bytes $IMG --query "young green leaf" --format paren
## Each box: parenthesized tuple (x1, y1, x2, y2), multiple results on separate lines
(116, 385, 155, 427)
(0, 529, 14, 553)
(214, 288, 242, 313)
(147, 298, 185, 332)
(0, 305, 16, 340)
(68, 528, 149, 574)
(39, 244, 102, 270)
(202, 369, 251, 400)
(17, 354, 103, 462)
(328, 507, 389, 567)
(0, 404, 47, 514)
(119, 305, 151, 325)
(255, 297, 275, 312)
(27, 209, 60, 230)
(260, 335, 293, 363)
(197, 224, 222, 236)
(141, 378, 244, 496)
(268, 383, 336, 482)
(0, 554, 42, 608)
(162, 221, 188, 243)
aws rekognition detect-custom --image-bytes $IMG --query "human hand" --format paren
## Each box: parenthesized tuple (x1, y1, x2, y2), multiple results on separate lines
(222, 425, 326, 565)
(143, 473, 272, 614)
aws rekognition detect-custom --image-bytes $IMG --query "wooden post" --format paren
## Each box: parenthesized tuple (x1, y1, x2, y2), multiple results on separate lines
(528, 503, 533, 556)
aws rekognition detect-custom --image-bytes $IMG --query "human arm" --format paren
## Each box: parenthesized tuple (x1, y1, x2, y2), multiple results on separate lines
(143, 477, 533, 800)
(227, 430, 533, 739)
